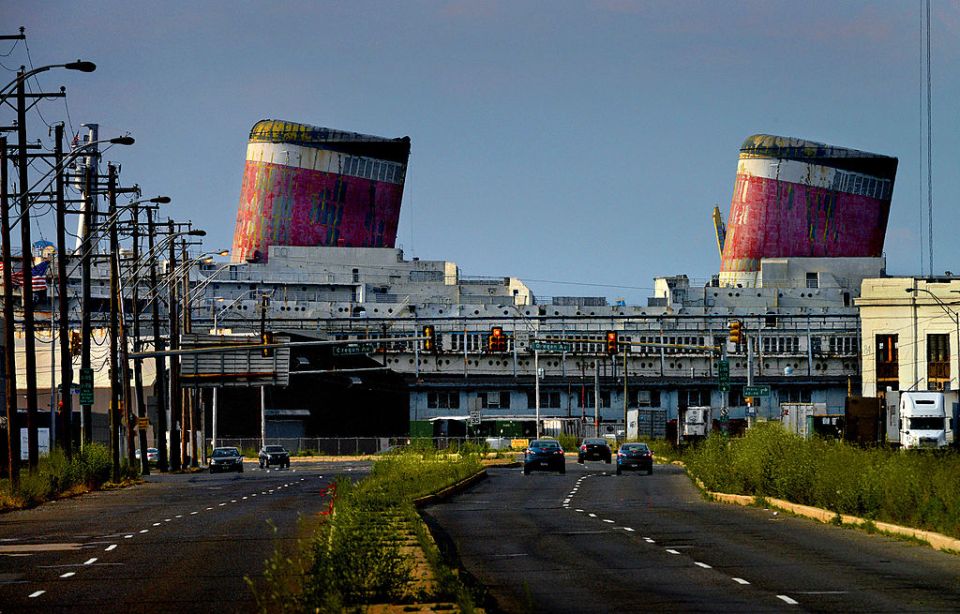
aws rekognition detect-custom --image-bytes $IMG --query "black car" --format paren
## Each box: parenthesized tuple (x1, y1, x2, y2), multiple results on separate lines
(523, 439, 566, 475)
(578, 437, 612, 464)
(209, 447, 244, 473)
(616, 442, 654, 475)
(258, 445, 290, 469)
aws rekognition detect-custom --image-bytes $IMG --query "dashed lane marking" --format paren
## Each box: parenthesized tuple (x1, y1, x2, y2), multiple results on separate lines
(175, 514, 182, 518)
(666, 549, 680, 555)
(206, 507, 213, 511)
(60, 571, 76, 578)
(575, 509, 584, 512)
(124, 535, 133, 539)
(732, 577, 750, 585)
(190, 511, 198, 515)
(603, 519, 615, 524)
(152, 522, 161, 526)
(777, 595, 799, 605)
(28, 590, 45, 598)
(84, 557, 97, 565)
(139, 529, 148, 534)
(695, 562, 712, 569)
(644, 538, 655, 543)
(588, 513, 597, 518)
(623, 527, 635, 532)
(105, 545, 117, 552)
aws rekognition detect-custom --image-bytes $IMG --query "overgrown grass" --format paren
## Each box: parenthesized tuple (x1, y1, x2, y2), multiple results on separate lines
(250, 447, 483, 612)
(0, 443, 137, 509)
(683, 424, 960, 539)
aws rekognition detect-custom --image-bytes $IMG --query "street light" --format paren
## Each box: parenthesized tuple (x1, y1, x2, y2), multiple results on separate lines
(905, 287, 960, 392)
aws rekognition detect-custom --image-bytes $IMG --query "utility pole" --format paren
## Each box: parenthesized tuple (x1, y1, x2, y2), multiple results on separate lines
(167, 220, 181, 471)
(130, 202, 148, 474)
(79, 127, 97, 448)
(260, 293, 268, 447)
(622, 343, 628, 441)
(181, 239, 197, 468)
(1, 136, 19, 487)
(147, 210, 167, 471)
(16, 67, 40, 471)
(54, 124, 73, 458)
(107, 164, 120, 482)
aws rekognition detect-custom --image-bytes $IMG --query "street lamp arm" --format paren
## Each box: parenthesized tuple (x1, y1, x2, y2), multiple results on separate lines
(906, 287, 960, 324)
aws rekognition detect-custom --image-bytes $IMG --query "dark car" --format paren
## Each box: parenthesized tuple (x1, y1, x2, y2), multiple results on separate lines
(616, 442, 654, 475)
(523, 439, 566, 475)
(209, 447, 244, 473)
(258, 445, 290, 469)
(578, 437, 612, 464)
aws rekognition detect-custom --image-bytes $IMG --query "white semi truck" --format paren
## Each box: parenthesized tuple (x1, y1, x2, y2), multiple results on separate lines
(885, 391, 953, 449)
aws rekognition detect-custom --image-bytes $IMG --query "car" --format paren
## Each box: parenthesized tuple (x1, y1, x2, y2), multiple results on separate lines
(616, 442, 654, 475)
(134, 447, 159, 464)
(209, 447, 244, 473)
(578, 437, 612, 464)
(523, 439, 566, 475)
(258, 444, 290, 469)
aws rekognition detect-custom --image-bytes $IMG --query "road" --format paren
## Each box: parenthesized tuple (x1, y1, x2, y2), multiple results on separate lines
(0, 458, 370, 613)
(423, 460, 960, 613)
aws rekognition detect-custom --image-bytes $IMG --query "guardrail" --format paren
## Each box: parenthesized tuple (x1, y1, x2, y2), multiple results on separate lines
(208, 436, 504, 455)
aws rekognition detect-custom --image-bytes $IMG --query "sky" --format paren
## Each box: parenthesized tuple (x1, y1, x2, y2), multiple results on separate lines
(3, 1, 960, 305)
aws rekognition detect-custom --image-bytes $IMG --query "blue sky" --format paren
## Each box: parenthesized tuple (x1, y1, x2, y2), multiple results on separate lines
(4, 1, 959, 304)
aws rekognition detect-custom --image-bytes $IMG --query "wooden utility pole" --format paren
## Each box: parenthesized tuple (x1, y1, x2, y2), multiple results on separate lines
(107, 165, 120, 482)
(1, 136, 19, 487)
(147, 210, 168, 471)
(54, 124, 73, 458)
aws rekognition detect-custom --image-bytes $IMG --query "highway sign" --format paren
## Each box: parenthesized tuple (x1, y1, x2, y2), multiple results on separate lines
(743, 385, 770, 397)
(333, 343, 376, 356)
(717, 359, 730, 392)
(530, 341, 571, 352)
(79, 368, 94, 405)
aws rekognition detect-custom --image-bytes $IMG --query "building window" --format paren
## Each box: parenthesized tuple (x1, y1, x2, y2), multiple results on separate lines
(875, 334, 899, 390)
(636, 389, 661, 407)
(806, 272, 819, 289)
(680, 388, 710, 408)
(577, 391, 610, 408)
(927, 333, 950, 391)
(781, 388, 812, 403)
(526, 391, 561, 408)
(427, 391, 460, 409)
(480, 391, 511, 409)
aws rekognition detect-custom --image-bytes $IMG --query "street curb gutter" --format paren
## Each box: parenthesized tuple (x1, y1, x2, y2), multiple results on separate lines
(667, 460, 960, 555)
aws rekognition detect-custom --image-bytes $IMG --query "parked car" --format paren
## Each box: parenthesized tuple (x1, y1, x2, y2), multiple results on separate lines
(578, 437, 612, 464)
(523, 439, 566, 475)
(258, 445, 290, 469)
(616, 442, 654, 475)
(134, 447, 159, 464)
(209, 447, 244, 473)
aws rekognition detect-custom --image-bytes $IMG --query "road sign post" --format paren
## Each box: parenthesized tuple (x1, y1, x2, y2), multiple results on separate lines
(743, 385, 770, 397)
(79, 368, 94, 406)
(717, 359, 730, 392)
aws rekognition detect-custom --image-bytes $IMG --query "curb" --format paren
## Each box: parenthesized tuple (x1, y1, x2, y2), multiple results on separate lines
(674, 461, 960, 555)
(414, 469, 488, 508)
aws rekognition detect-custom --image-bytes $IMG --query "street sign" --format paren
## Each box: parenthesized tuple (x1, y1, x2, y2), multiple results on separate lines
(468, 408, 481, 425)
(136, 417, 150, 430)
(333, 343, 376, 356)
(79, 368, 94, 405)
(717, 359, 730, 392)
(743, 385, 770, 397)
(530, 341, 571, 352)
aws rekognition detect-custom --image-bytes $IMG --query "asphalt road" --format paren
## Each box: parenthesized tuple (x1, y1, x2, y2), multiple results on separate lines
(0, 459, 370, 613)
(423, 460, 960, 613)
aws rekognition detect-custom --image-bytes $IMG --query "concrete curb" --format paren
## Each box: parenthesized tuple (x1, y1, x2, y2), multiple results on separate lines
(414, 469, 488, 508)
(673, 460, 960, 555)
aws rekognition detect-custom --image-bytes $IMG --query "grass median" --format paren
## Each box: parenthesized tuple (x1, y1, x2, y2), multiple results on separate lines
(249, 443, 484, 613)
(663, 424, 960, 540)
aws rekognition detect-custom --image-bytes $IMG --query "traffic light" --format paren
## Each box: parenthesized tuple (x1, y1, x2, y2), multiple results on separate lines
(728, 320, 742, 345)
(70, 331, 82, 357)
(261, 331, 274, 358)
(489, 327, 506, 352)
(605, 331, 618, 355)
(423, 325, 436, 353)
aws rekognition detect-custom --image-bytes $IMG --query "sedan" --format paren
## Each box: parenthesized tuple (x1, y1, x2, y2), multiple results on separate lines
(523, 439, 566, 475)
(578, 437, 612, 464)
(258, 445, 290, 469)
(616, 442, 654, 475)
(134, 447, 159, 464)
(209, 447, 244, 473)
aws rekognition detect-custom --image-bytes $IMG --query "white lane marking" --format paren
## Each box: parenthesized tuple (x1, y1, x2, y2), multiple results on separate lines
(777, 595, 799, 605)
(175, 514, 182, 518)
(190, 511, 198, 515)
(164, 518, 172, 522)
(139, 529, 148, 534)
(206, 507, 213, 511)
(666, 549, 680, 555)
(588, 513, 597, 518)
(242, 496, 248, 500)
(29, 590, 45, 598)
(152, 522, 161, 526)
(623, 527, 635, 532)
(124, 534, 133, 539)
(603, 519, 615, 524)
(695, 561, 712, 569)
(231, 499, 237, 503)
(563, 499, 570, 504)
(575, 509, 584, 512)
(60, 571, 76, 578)
(732, 577, 750, 585)
(84, 557, 97, 565)
(644, 538, 655, 543)
(218, 503, 226, 506)
(105, 544, 117, 552)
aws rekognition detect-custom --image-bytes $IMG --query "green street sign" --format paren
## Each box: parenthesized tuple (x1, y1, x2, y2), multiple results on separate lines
(743, 385, 770, 397)
(530, 341, 571, 353)
(333, 344, 376, 356)
(79, 367, 94, 405)
(717, 359, 730, 392)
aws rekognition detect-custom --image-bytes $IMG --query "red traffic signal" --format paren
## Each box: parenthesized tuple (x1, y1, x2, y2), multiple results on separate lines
(488, 327, 507, 352)
(605, 331, 618, 355)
